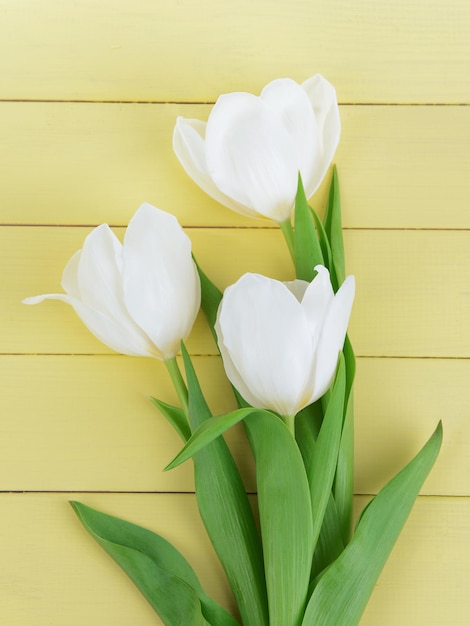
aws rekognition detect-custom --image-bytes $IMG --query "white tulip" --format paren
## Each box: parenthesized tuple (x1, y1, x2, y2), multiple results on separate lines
(215, 266, 354, 417)
(23, 203, 201, 360)
(173, 74, 340, 223)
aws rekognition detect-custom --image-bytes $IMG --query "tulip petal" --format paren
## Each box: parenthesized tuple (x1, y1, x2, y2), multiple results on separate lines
(301, 265, 335, 341)
(217, 274, 314, 416)
(122, 203, 201, 359)
(76, 224, 156, 350)
(173, 118, 259, 219)
(23, 293, 155, 357)
(77, 225, 125, 318)
(260, 78, 319, 192)
(301, 75, 341, 198)
(283, 279, 310, 302)
(205, 92, 299, 222)
(311, 275, 355, 401)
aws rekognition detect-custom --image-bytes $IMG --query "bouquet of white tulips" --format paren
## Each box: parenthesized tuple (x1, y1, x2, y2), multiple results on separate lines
(24, 75, 442, 626)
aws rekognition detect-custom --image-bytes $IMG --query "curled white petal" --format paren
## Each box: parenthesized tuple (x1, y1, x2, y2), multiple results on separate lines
(301, 74, 341, 197)
(122, 203, 201, 359)
(23, 293, 156, 357)
(309, 275, 355, 401)
(173, 118, 259, 218)
(206, 92, 298, 222)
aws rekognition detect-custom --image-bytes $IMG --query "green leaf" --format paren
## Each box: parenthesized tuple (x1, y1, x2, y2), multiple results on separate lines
(244, 410, 314, 626)
(294, 173, 324, 281)
(333, 334, 356, 543)
(70, 501, 239, 626)
(307, 356, 346, 553)
(295, 402, 345, 580)
(295, 400, 323, 468)
(302, 421, 443, 626)
(194, 257, 223, 343)
(311, 207, 333, 276)
(149, 397, 191, 442)
(181, 344, 269, 626)
(323, 166, 345, 289)
(311, 493, 345, 580)
(165, 407, 271, 470)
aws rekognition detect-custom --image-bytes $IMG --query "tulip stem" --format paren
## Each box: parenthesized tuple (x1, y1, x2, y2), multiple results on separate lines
(279, 219, 296, 264)
(165, 357, 190, 419)
(282, 414, 296, 438)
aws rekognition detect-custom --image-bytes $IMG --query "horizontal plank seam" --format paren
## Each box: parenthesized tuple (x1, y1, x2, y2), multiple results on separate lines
(2, 353, 470, 360)
(0, 490, 463, 499)
(3, 224, 470, 232)
(0, 99, 469, 107)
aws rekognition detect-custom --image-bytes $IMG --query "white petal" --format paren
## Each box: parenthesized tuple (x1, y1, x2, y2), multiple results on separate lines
(77, 224, 124, 317)
(23, 293, 156, 357)
(217, 274, 314, 416)
(261, 78, 319, 190)
(301, 265, 335, 340)
(283, 278, 310, 302)
(301, 74, 341, 197)
(205, 92, 299, 222)
(173, 118, 259, 219)
(76, 224, 155, 348)
(310, 275, 355, 401)
(122, 203, 201, 359)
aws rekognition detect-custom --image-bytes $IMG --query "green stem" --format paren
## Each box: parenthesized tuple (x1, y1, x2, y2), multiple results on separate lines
(282, 413, 296, 438)
(280, 218, 295, 264)
(165, 357, 189, 418)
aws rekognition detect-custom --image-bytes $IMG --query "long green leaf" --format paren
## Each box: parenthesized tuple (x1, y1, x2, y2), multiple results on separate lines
(311, 493, 344, 580)
(307, 356, 346, 553)
(150, 397, 191, 442)
(165, 407, 272, 470)
(323, 165, 345, 289)
(334, 334, 356, 543)
(71, 501, 238, 626)
(181, 344, 269, 626)
(311, 207, 333, 276)
(244, 410, 314, 626)
(302, 421, 443, 626)
(295, 403, 345, 579)
(294, 174, 324, 281)
(194, 257, 223, 344)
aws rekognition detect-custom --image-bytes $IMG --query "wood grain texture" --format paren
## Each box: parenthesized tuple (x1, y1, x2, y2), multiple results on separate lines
(0, 493, 467, 625)
(8, 227, 470, 358)
(0, 355, 465, 495)
(0, 1, 468, 103)
(1, 0, 469, 623)
(0, 102, 469, 228)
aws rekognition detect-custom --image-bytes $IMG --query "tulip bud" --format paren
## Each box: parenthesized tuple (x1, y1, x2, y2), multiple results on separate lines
(23, 203, 201, 360)
(215, 266, 354, 417)
(173, 74, 340, 223)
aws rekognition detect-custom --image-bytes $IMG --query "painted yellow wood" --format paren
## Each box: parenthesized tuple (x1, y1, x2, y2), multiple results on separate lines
(1, 102, 469, 229)
(2, 1, 468, 623)
(0, 493, 467, 625)
(8, 226, 470, 358)
(0, 1, 468, 103)
(0, 355, 466, 495)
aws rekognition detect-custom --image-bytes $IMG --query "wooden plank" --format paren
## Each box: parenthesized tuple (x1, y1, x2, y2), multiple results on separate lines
(0, 1, 468, 103)
(8, 226, 470, 358)
(0, 493, 467, 625)
(1, 102, 469, 229)
(0, 355, 465, 495)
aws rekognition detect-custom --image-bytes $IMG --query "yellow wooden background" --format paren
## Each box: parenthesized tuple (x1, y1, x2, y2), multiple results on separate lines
(1, 1, 469, 624)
